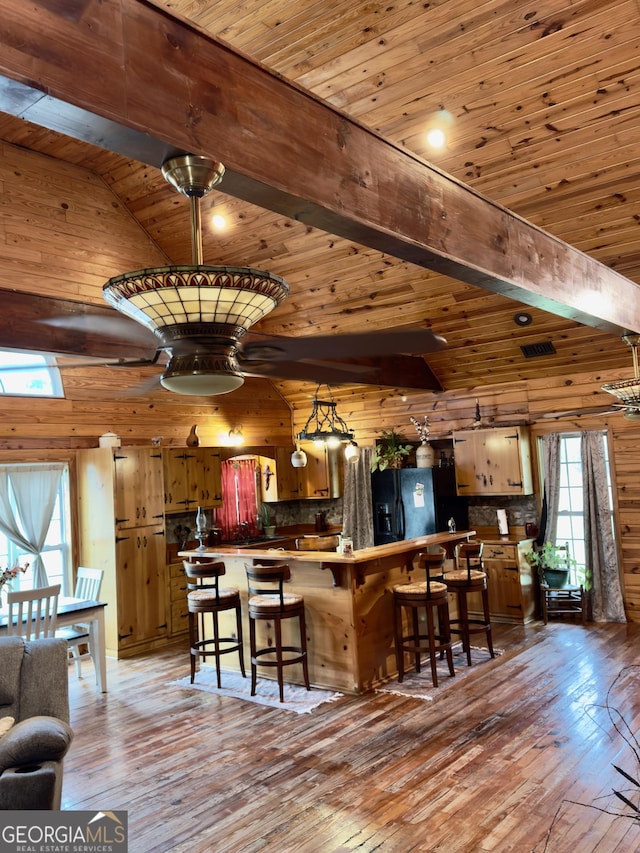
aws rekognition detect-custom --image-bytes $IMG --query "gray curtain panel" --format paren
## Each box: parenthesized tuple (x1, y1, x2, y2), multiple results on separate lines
(342, 447, 374, 551)
(541, 433, 561, 545)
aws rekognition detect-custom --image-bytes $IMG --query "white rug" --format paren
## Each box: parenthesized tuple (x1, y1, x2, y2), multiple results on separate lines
(168, 666, 343, 714)
(377, 646, 502, 702)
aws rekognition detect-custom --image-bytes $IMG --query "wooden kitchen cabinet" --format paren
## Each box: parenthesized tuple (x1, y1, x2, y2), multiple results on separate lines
(168, 559, 189, 637)
(453, 426, 533, 496)
(77, 446, 169, 658)
(475, 533, 536, 623)
(270, 444, 344, 500)
(163, 447, 222, 513)
(301, 442, 344, 499)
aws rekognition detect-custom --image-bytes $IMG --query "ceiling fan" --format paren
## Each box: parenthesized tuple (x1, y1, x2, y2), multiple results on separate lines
(22, 153, 444, 396)
(543, 334, 640, 420)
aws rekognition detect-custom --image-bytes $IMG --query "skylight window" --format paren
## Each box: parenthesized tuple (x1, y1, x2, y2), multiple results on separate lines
(0, 349, 63, 397)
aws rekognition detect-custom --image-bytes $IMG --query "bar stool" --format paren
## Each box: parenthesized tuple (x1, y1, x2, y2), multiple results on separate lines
(393, 551, 455, 687)
(183, 560, 245, 687)
(444, 542, 495, 666)
(245, 562, 310, 702)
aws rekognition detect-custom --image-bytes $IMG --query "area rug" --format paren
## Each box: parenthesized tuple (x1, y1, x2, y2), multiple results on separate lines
(168, 667, 343, 714)
(377, 646, 503, 702)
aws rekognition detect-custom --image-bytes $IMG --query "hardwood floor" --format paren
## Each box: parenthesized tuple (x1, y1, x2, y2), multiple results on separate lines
(62, 621, 640, 852)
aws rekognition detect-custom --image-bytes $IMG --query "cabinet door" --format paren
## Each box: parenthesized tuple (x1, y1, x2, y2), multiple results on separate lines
(301, 443, 344, 498)
(453, 432, 480, 494)
(481, 428, 531, 494)
(274, 446, 305, 499)
(162, 449, 191, 513)
(114, 448, 164, 527)
(191, 448, 222, 508)
(116, 525, 167, 649)
(453, 427, 532, 496)
(484, 550, 523, 619)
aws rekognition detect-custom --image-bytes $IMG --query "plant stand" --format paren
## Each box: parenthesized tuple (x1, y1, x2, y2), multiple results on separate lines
(541, 583, 586, 625)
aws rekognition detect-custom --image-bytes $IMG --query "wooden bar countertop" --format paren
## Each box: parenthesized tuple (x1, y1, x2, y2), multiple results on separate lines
(178, 531, 476, 694)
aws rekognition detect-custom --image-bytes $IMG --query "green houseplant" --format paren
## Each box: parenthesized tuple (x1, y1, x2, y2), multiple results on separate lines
(524, 541, 576, 588)
(371, 430, 413, 472)
(258, 502, 276, 536)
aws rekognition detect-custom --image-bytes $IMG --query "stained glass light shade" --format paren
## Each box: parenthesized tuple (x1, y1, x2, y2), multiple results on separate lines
(103, 265, 289, 395)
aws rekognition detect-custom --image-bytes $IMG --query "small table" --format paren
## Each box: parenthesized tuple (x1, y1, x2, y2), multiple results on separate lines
(0, 597, 108, 692)
(541, 584, 586, 624)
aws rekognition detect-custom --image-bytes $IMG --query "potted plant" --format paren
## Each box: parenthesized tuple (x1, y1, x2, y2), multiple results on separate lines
(258, 503, 276, 537)
(371, 430, 413, 472)
(524, 541, 576, 588)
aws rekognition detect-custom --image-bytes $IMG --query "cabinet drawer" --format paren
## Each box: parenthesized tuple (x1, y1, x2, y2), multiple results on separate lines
(171, 600, 189, 634)
(170, 572, 188, 602)
(485, 558, 519, 574)
(484, 544, 517, 561)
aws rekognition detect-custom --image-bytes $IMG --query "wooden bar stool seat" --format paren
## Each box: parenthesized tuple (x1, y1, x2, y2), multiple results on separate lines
(245, 562, 310, 703)
(393, 551, 455, 687)
(445, 542, 495, 666)
(184, 560, 245, 687)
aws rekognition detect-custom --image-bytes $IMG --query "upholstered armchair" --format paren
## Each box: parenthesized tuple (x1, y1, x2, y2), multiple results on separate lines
(0, 636, 74, 810)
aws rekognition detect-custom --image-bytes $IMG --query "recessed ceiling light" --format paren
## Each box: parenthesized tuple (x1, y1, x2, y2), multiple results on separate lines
(514, 312, 533, 326)
(426, 128, 446, 148)
(212, 213, 227, 230)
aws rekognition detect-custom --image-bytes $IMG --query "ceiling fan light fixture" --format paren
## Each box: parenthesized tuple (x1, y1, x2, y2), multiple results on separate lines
(159, 352, 244, 396)
(103, 154, 290, 396)
(602, 334, 640, 406)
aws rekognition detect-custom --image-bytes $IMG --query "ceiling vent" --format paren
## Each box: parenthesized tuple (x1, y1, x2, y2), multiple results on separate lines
(520, 341, 557, 359)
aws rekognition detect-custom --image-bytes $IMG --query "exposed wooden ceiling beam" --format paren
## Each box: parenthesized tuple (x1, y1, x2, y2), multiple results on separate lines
(0, 0, 638, 336)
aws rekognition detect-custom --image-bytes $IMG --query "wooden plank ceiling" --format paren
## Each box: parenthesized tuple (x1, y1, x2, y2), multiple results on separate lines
(1, 0, 640, 405)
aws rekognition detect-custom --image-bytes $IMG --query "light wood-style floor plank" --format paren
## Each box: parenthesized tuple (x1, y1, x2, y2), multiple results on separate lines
(62, 621, 640, 852)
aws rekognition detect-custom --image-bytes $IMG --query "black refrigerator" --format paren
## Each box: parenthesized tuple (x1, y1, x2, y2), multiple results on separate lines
(371, 467, 468, 545)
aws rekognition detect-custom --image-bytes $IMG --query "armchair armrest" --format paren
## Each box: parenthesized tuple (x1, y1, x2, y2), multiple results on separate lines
(0, 716, 73, 774)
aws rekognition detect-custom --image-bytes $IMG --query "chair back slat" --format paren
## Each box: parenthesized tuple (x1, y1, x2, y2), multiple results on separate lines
(7, 584, 60, 639)
(245, 562, 290, 610)
(456, 541, 484, 580)
(74, 567, 103, 601)
(183, 560, 226, 602)
(418, 550, 446, 594)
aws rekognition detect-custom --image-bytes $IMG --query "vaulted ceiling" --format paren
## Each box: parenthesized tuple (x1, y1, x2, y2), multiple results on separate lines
(1, 0, 640, 409)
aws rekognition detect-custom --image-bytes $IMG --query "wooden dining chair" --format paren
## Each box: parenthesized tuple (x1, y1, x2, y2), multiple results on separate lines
(56, 567, 104, 680)
(7, 584, 60, 639)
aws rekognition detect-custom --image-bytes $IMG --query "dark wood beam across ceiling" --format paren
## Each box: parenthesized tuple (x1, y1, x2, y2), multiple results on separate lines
(0, 0, 638, 336)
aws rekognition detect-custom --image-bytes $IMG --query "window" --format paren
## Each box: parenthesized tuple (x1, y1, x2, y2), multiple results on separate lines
(555, 433, 614, 586)
(0, 349, 63, 397)
(0, 464, 71, 593)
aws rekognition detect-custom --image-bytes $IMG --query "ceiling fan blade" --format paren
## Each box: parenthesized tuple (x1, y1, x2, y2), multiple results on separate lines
(0, 355, 162, 374)
(0, 288, 158, 361)
(240, 327, 446, 362)
(542, 406, 619, 419)
(240, 353, 442, 390)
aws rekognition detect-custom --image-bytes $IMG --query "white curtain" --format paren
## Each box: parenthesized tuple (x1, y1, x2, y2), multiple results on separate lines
(0, 464, 64, 587)
(342, 447, 374, 550)
(581, 433, 626, 622)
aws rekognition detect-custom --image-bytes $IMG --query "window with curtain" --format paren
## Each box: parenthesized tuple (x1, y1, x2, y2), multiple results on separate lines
(0, 463, 71, 592)
(541, 430, 625, 622)
(216, 458, 259, 540)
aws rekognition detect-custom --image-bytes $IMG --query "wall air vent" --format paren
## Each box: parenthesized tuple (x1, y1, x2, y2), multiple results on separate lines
(520, 341, 556, 359)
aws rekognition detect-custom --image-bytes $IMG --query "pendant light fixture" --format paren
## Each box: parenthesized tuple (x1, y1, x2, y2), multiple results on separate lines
(103, 155, 289, 396)
(292, 385, 358, 465)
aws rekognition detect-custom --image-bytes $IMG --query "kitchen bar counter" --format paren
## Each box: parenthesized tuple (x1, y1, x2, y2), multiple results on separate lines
(180, 530, 475, 694)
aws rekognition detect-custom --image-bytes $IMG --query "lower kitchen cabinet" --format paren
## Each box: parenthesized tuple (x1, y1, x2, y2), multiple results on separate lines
(168, 560, 189, 637)
(116, 525, 168, 652)
(476, 533, 536, 623)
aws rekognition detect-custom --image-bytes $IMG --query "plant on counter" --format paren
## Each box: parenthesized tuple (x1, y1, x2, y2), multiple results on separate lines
(371, 429, 413, 472)
(410, 415, 431, 444)
(257, 502, 276, 534)
(524, 541, 577, 588)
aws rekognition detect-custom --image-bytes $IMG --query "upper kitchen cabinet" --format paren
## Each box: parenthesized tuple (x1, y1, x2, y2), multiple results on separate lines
(263, 445, 345, 501)
(453, 426, 534, 496)
(162, 447, 222, 513)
